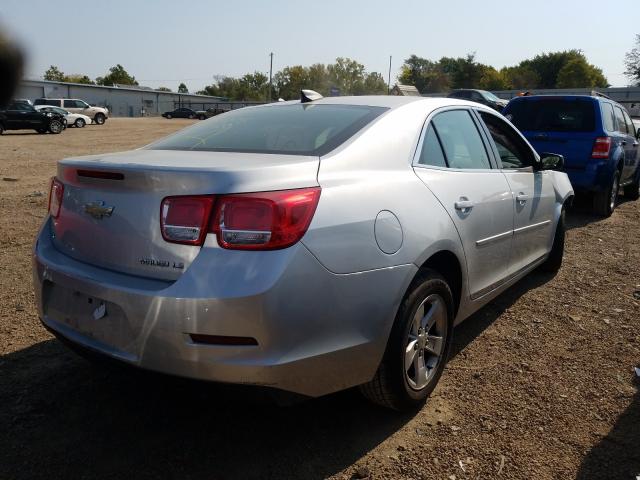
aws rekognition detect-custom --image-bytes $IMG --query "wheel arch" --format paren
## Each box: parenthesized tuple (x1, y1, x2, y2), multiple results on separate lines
(412, 250, 463, 317)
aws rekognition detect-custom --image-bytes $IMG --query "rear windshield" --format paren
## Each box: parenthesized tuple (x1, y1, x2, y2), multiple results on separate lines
(507, 98, 595, 132)
(148, 104, 388, 156)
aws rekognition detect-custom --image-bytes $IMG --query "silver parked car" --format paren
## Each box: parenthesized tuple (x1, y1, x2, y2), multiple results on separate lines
(33, 95, 573, 410)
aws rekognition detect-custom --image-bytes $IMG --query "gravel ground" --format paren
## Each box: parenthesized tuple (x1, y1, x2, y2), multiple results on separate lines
(0, 118, 638, 480)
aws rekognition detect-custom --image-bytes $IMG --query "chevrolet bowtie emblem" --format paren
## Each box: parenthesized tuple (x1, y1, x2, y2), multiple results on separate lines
(83, 201, 114, 219)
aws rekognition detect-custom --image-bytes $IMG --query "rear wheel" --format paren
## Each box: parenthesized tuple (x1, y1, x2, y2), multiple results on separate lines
(94, 113, 106, 125)
(623, 175, 640, 200)
(540, 208, 565, 273)
(593, 170, 619, 217)
(166, 113, 172, 119)
(48, 119, 63, 134)
(359, 269, 454, 411)
(198, 114, 206, 120)
(188, 114, 195, 119)
(74, 118, 86, 128)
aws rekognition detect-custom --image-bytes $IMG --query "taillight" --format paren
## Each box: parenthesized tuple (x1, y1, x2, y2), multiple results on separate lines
(160, 196, 215, 245)
(48, 177, 64, 218)
(591, 137, 611, 159)
(210, 187, 321, 250)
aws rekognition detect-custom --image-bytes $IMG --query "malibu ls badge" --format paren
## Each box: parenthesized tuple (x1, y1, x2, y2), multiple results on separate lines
(83, 201, 114, 220)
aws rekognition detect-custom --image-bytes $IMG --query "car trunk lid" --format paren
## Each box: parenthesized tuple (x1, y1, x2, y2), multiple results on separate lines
(52, 149, 319, 281)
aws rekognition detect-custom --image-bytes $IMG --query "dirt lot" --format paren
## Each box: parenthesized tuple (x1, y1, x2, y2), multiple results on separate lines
(0, 118, 638, 480)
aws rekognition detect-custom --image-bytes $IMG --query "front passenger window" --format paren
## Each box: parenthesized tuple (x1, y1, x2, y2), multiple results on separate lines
(479, 112, 535, 169)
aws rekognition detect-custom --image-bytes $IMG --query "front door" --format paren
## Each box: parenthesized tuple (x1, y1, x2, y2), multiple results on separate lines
(413, 108, 514, 299)
(477, 110, 556, 275)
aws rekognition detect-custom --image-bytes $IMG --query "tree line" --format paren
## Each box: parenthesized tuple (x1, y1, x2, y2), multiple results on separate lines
(42, 39, 640, 102)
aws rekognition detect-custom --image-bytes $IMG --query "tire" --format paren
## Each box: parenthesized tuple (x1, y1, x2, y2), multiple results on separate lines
(198, 115, 206, 120)
(74, 118, 86, 128)
(593, 170, 620, 217)
(188, 114, 195, 119)
(623, 175, 640, 201)
(48, 119, 63, 134)
(540, 208, 565, 273)
(94, 113, 106, 125)
(359, 269, 454, 411)
(166, 114, 172, 119)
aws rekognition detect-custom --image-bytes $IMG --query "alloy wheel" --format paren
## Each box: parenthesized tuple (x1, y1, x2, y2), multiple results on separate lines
(404, 294, 447, 390)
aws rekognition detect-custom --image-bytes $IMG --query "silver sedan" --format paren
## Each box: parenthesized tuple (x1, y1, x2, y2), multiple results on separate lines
(33, 94, 573, 410)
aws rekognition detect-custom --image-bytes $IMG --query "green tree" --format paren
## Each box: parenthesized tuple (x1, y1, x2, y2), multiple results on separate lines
(274, 65, 310, 100)
(478, 68, 510, 90)
(63, 74, 95, 85)
(439, 53, 488, 89)
(96, 64, 138, 86)
(156, 86, 172, 92)
(399, 55, 450, 93)
(624, 34, 640, 86)
(501, 66, 540, 89)
(327, 57, 366, 95)
(177, 82, 188, 93)
(556, 57, 608, 88)
(359, 72, 387, 95)
(44, 65, 64, 82)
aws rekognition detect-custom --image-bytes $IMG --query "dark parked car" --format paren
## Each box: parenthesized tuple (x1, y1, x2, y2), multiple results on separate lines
(503, 94, 640, 216)
(162, 108, 197, 119)
(0, 101, 66, 134)
(196, 106, 231, 120)
(448, 89, 508, 112)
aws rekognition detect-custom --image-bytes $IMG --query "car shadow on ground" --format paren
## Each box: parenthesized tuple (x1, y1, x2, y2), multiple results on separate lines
(0, 270, 566, 480)
(0, 339, 414, 480)
(575, 373, 640, 479)
(565, 194, 634, 231)
(450, 270, 555, 359)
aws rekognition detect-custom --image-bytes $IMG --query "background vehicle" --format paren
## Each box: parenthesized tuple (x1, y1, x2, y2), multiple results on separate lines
(35, 105, 90, 128)
(196, 106, 231, 120)
(33, 96, 572, 411)
(0, 100, 65, 134)
(162, 107, 197, 119)
(504, 94, 640, 215)
(448, 89, 508, 112)
(34, 98, 109, 125)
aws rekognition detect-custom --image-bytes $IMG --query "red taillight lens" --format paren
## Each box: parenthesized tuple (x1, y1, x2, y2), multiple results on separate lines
(210, 187, 321, 250)
(160, 196, 215, 245)
(48, 177, 64, 218)
(591, 136, 611, 159)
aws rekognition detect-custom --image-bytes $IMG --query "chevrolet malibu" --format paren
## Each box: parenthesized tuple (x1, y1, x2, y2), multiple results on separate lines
(33, 94, 573, 410)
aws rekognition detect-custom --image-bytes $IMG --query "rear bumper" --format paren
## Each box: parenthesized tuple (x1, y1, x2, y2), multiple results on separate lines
(565, 159, 616, 192)
(33, 219, 415, 397)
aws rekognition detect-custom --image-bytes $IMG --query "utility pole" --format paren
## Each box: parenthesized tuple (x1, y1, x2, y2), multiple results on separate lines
(268, 52, 274, 103)
(387, 55, 392, 95)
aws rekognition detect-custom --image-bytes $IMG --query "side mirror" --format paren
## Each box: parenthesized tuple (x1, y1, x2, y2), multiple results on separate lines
(539, 152, 564, 171)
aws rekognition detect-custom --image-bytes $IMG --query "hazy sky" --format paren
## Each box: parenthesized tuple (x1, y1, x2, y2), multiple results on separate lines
(2, 0, 637, 92)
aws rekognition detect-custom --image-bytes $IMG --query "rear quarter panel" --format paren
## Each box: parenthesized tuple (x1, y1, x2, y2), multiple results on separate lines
(302, 100, 466, 287)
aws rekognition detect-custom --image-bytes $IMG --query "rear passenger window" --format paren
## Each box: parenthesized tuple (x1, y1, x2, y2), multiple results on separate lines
(418, 126, 447, 167)
(614, 107, 628, 134)
(63, 100, 75, 108)
(431, 110, 491, 169)
(622, 110, 634, 136)
(601, 103, 615, 132)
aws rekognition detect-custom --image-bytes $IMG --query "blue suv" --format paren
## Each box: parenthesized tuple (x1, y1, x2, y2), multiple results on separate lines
(503, 94, 640, 216)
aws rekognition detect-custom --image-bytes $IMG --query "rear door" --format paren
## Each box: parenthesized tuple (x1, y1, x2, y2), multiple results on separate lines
(5, 102, 40, 128)
(477, 110, 556, 274)
(506, 97, 596, 171)
(413, 108, 514, 299)
(615, 106, 640, 183)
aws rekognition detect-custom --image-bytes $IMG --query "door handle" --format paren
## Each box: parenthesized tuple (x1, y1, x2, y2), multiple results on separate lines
(454, 199, 474, 211)
(516, 193, 529, 204)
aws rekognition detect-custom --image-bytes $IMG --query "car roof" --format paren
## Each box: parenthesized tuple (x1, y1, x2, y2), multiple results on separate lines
(263, 95, 483, 112)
